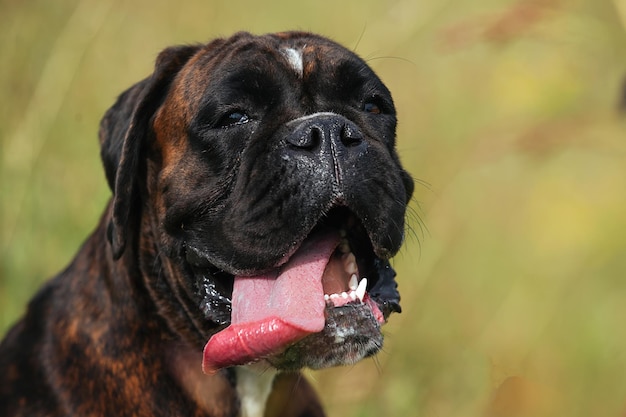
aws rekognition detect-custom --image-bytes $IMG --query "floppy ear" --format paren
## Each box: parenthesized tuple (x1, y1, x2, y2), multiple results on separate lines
(99, 45, 200, 260)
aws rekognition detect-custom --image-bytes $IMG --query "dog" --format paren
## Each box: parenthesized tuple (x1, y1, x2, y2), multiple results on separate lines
(0, 31, 414, 417)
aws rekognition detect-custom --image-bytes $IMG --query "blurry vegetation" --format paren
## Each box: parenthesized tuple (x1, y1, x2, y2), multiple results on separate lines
(2, 0, 626, 416)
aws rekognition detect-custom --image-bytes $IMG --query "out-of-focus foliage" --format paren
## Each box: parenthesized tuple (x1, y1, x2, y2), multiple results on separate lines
(2, 0, 626, 416)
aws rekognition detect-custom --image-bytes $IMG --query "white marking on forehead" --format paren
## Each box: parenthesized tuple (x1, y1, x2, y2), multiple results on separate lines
(280, 47, 304, 78)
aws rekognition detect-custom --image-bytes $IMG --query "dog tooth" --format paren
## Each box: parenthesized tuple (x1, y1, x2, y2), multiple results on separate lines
(355, 278, 367, 303)
(343, 253, 357, 274)
(349, 291, 357, 301)
(330, 294, 340, 300)
(341, 292, 349, 299)
(324, 294, 330, 301)
(348, 274, 358, 290)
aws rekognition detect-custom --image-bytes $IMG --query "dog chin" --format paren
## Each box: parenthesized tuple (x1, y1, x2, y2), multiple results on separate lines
(268, 303, 384, 370)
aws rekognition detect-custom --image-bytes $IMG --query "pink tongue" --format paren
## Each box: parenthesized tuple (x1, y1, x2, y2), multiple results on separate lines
(202, 230, 340, 373)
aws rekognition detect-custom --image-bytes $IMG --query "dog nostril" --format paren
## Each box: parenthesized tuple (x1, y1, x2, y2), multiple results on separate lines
(341, 124, 364, 148)
(287, 125, 322, 150)
(309, 126, 323, 150)
(341, 135, 363, 148)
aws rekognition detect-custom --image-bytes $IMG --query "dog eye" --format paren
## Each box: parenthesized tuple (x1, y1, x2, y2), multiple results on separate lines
(363, 101, 382, 115)
(216, 111, 250, 128)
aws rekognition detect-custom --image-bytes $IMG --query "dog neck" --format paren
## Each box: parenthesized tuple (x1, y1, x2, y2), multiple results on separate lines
(235, 365, 278, 417)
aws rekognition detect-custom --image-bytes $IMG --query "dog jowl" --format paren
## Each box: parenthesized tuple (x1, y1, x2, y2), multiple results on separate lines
(0, 31, 414, 417)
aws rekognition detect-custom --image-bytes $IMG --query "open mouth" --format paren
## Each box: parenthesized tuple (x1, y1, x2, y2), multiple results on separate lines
(192, 207, 401, 373)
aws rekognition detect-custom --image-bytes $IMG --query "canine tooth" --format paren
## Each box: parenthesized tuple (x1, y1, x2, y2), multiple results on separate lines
(355, 278, 367, 302)
(343, 253, 357, 275)
(349, 274, 358, 290)
(349, 291, 357, 301)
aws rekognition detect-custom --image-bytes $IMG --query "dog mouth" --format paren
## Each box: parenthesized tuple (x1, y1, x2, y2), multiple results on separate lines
(190, 207, 401, 372)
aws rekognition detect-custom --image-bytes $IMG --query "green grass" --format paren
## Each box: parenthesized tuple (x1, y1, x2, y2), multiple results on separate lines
(2, 0, 626, 415)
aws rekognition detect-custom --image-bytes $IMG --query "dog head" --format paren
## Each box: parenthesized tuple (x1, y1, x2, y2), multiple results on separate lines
(99, 31, 414, 372)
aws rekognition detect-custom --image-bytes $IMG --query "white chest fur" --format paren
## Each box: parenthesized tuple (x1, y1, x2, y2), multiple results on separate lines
(235, 365, 278, 417)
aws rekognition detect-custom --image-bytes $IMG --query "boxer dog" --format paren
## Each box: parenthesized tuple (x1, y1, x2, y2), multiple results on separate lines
(0, 31, 414, 417)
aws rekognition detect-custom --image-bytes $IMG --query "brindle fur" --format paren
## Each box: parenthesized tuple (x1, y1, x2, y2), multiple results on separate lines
(0, 31, 413, 417)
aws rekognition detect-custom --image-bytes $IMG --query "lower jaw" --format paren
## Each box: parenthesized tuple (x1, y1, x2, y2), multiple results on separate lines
(267, 302, 384, 371)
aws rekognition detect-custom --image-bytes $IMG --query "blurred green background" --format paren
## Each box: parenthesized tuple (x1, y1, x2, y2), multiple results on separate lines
(2, 0, 626, 416)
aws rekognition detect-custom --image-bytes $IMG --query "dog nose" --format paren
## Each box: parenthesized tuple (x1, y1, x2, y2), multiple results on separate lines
(286, 113, 366, 155)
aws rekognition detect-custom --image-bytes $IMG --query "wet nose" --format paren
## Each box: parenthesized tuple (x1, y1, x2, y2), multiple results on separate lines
(286, 113, 366, 156)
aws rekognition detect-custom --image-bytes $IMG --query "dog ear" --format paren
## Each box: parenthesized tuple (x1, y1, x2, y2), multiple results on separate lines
(99, 45, 200, 260)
